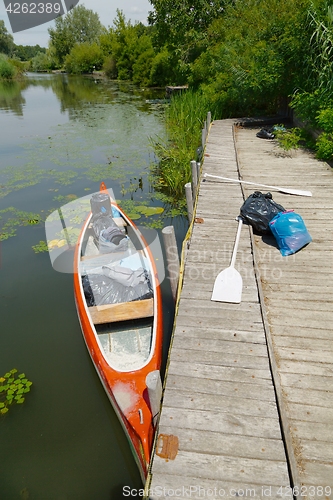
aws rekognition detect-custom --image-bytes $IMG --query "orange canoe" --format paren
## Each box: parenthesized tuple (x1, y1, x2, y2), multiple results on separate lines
(73, 183, 163, 481)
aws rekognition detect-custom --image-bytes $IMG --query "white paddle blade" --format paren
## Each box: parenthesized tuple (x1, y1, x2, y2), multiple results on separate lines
(211, 266, 243, 303)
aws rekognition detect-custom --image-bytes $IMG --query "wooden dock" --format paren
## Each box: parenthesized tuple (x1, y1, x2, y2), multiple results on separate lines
(145, 120, 333, 499)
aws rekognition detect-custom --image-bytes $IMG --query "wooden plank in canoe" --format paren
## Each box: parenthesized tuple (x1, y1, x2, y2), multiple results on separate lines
(89, 297, 153, 324)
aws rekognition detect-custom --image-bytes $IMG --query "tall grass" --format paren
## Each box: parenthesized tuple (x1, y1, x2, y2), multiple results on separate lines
(151, 89, 211, 204)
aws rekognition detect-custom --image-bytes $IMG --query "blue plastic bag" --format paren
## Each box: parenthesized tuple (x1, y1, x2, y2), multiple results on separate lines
(269, 211, 312, 256)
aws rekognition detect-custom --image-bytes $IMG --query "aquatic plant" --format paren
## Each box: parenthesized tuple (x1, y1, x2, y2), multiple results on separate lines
(32, 240, 49, 253)
(0, 207, 42, 241)
(151, 89, 210, 200)
(0, 369, 33, 415)
(117, 199, 164, 222)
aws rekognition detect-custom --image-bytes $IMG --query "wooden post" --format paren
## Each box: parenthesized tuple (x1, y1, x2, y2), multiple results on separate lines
(196, 161, 201, 182)
(146, 370, 162, 427)
(202, 126, 206, 149)
(162, 225, 180, 301)
(185, 182, 193, 223)
(191, 160, 198, 196)
(207, 111, 211, 130)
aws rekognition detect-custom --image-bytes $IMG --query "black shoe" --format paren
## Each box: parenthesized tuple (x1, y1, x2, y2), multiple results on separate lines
(256, 129, 275, 139)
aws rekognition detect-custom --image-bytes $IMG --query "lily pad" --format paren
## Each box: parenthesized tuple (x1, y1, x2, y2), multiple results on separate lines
(137, 206, 164, 216)
(127, 213, 141, 220)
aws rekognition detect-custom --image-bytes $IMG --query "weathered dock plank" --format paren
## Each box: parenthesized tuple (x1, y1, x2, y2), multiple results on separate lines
(152, 451, 289, 486)
(165, 372, 277, 401)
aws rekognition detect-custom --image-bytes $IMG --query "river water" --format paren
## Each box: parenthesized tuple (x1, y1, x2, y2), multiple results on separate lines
(0, 73, 186, 499)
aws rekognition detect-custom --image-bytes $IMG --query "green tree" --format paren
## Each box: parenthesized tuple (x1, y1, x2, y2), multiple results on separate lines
(13, 44, 46, 61)
(48, 5, 105, 65)
(100, 10, 157, 84)
(148, 0, 225, 64)
(0, 20, 14, 56)
(188, 0, 311, 116)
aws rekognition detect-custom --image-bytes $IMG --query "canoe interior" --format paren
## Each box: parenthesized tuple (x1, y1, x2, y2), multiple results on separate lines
(79, 211, 156, 372)
(96, 319, 153, 371)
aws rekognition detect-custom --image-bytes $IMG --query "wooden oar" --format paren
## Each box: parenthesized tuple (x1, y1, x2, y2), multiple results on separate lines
(211, 217, 243, 303)
(203, 173, 312, 197)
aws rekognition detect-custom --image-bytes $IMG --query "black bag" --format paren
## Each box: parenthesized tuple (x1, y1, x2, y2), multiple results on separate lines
(82, 270, 153, 306)
(240, 191, 285, 234)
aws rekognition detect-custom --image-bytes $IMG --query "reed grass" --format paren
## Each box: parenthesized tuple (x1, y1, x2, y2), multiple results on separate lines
(151, 89, 211, 204)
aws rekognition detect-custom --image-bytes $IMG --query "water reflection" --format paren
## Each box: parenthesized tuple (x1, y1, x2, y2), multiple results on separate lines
(0, 73, 165, 119)
(0, 80, 27, 115)
(0, 74, 167, 201)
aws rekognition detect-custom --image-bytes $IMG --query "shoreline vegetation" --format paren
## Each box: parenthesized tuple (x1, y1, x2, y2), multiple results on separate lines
(2, 1, 333, 200)
(0, 54, 26, 80)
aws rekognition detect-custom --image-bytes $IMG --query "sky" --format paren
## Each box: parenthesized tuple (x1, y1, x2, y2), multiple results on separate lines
(0, 0, 152, 47)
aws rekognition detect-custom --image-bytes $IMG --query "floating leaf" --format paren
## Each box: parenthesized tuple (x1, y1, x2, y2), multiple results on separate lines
(127, 213, 141, 220)
(10, 369, 17, 374)
(18, 373, 26, 379)
(16, 398, 25, 404)
(48, 239, 59, 249)
(139, 206, 164, 216)
(57, 239, 67, 248)
(1, 407, 9, 414)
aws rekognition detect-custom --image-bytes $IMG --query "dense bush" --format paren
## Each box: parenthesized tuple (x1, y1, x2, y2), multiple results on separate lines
(132, 48, 155, 86)
(149, 50, 172, 86)
(48, 5, 104, 66)
(30, 51, 54, 72)
(0, 54, 16, 79)
(65, 42, 104, 74)
(103, 55, 117, 79)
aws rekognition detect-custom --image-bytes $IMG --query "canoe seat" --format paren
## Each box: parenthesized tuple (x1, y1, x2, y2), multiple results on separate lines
(88, 298, 154, 325)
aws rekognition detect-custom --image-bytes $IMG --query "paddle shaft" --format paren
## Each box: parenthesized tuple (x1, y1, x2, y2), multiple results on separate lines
(230, 218, 242, 268)
(203, 173, 312, 197)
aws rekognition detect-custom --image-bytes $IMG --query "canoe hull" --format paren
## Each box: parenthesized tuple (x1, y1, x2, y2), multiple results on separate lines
(73, 190, 163, 482)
